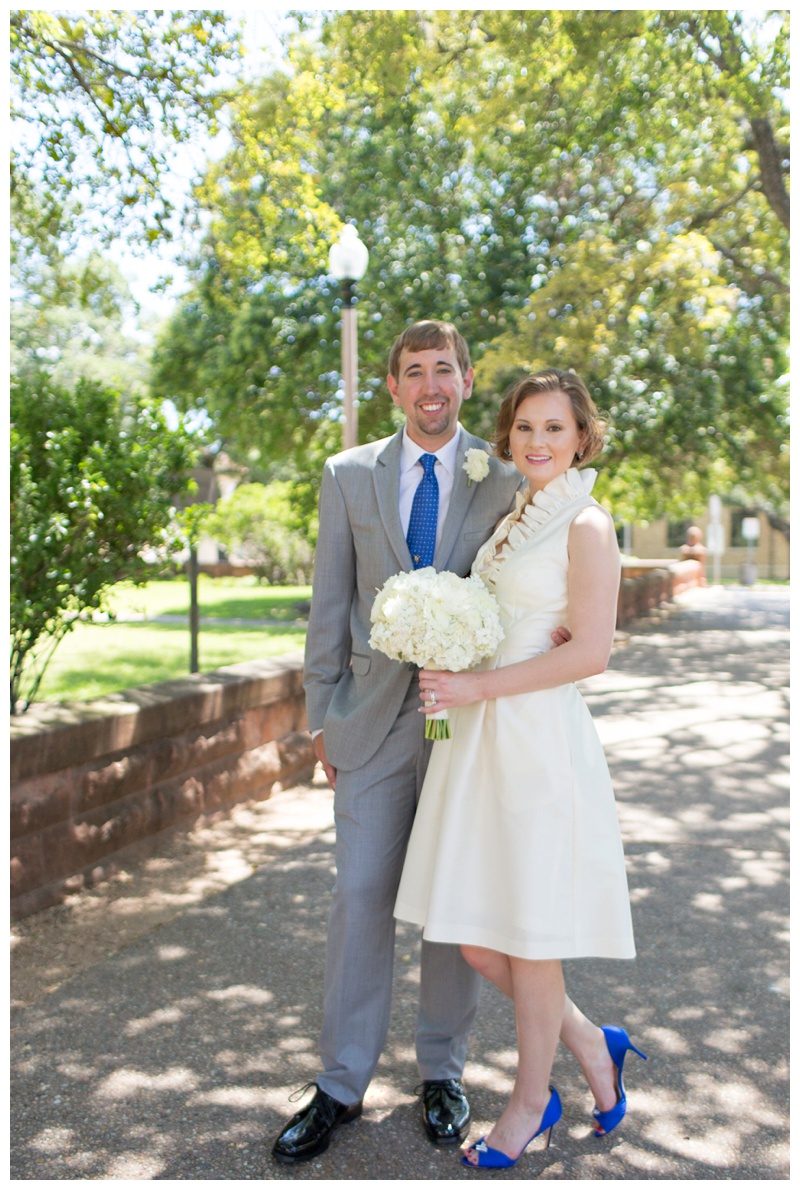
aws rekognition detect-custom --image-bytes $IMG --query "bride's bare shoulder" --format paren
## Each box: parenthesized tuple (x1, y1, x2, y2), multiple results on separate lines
(568, 503, 619, 557)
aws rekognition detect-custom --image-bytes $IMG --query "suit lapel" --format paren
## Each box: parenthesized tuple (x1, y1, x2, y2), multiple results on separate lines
(374, 430, 412, 570)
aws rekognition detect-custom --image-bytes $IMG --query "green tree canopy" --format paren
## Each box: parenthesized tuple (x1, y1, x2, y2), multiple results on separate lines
(11, 253, 155, 394)
(150, 9, 789, 523)
(10, 8, 242, 251)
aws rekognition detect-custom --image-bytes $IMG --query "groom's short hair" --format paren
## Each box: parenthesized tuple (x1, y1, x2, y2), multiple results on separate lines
(388, 320, 471, 380)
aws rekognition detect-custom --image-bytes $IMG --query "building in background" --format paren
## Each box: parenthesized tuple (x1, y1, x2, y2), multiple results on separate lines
(617, 508, 789, 582)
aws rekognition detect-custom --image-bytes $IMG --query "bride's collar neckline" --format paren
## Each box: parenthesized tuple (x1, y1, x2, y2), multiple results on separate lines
(515, 466, 597, 513)
(473, 466, 598, 580)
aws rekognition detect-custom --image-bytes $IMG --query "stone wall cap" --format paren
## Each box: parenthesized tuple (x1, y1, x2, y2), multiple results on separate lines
(10, 653, 306, 781)
(622, 559, 688, 571)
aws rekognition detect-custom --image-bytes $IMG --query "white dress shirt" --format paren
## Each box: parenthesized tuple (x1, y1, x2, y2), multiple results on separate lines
(312, 427, 464, 742)
(399, 425, 462, 550)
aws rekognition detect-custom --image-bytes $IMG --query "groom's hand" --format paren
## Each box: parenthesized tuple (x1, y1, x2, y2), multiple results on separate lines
(313, 732, 337, 790)
(551, 625, 572, 647)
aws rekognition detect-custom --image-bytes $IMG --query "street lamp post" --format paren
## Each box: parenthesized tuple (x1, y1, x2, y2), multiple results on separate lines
(328, 224, 369, 450)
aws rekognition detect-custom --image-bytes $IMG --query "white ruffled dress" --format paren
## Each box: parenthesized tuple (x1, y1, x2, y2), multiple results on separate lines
(394, 468, 635, 960)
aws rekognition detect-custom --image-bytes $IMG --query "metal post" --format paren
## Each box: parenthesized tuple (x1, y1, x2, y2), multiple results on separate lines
(341, 279, 358, 450)
(189, 545, 199, 673)
(328, 227, 368, 450)
(708, 494, 723, 586)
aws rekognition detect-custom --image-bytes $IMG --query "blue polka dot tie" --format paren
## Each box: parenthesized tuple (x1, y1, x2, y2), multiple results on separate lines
(406, 453, 439, 569)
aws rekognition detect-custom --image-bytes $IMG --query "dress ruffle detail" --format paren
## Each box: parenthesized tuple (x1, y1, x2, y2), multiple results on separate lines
(474, 468, 597, 588)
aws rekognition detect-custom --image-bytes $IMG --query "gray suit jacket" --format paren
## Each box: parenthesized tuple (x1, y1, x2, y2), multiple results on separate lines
(304, 426, 523, 772)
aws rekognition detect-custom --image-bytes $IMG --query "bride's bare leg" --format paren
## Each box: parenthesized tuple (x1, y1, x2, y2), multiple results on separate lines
(461, 944, 513, 995)
(461, 945, 618, 1115)
(464, 957, 564, 1162)
(559, 996, 619, 1114)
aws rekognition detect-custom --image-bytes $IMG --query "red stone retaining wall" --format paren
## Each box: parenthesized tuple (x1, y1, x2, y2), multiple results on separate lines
(617, 559, 702, 625)
(10, 655, 314, 920)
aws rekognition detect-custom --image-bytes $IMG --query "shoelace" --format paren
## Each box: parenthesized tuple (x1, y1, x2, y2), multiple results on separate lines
(288, 1080, 317, 1104)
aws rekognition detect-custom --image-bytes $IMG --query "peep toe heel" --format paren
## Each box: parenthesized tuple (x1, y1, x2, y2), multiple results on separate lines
(592, 1025, 647, 1137)
(462, 1085, 562, 1169)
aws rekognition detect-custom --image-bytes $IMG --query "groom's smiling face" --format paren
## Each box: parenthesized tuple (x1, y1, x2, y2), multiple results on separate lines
(387, 346, 474, 452)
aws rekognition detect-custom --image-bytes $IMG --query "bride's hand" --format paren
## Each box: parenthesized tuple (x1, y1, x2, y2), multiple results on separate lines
(418, 669, 479, 713)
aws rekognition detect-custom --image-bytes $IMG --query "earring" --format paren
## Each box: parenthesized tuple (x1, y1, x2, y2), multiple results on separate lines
(577, 451, 585, 460)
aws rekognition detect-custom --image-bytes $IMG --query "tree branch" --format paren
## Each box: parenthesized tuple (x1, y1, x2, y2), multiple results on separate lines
(687, 178, 761, 228)
(748, 116, 790, 230)
(36, 33, 126, 138)
(711, 241, 789, 295)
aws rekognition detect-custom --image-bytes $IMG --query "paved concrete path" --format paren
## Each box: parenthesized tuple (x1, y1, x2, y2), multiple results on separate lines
(10, 586, 789, 1180)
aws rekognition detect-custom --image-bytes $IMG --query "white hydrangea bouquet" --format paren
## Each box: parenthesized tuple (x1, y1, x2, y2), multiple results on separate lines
(369, 566, 504, 740)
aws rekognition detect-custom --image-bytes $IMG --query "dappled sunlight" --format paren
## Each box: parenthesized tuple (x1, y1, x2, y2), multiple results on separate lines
(207, 985, 274, 1006)
(734, 850, 786, 888)
(11, 590, 788, 1178)
(96, 1066, 201, 1100)
(188, 848, 257, 885)
(215, 1050, 293, 1078)
(703, 1026, 756, 1055)
(616, 802, 685, 844)
(12, 830, 340, 1176)
(106, 1151, 168, 1180)
(692, 892, 726, 914)
(389, 1043, 417, 1068)
(689, 719, 770, 748)
(10, 779, 337, 1011)
(156, 944, 190, 961)
(192, 1086, 275, 1109)
(276, 1036, 315, 1053)
(126, 1006, 184, 1037)
(30, 1126, 76, 1155)
(460, 1062, 516, 1097)
(641, 1025, 691, 1055)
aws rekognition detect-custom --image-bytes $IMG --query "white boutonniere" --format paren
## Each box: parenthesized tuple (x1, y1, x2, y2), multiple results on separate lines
(463, 448, 490, 486)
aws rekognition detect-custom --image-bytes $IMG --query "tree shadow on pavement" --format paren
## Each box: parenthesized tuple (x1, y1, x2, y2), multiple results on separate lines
(10, 590, 788, 1179)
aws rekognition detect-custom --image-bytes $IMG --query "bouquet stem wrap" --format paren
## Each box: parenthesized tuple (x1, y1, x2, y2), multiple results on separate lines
(422, 663, 450, 740)
(368, 567, 504, 743)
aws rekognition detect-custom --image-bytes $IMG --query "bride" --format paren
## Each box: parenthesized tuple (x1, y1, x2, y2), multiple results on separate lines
(395, 368, 646, 1169)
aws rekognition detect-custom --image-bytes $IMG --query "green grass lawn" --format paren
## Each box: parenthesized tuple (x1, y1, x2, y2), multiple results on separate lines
(104, 576, 312, 622)
(30, 578, 312, 705)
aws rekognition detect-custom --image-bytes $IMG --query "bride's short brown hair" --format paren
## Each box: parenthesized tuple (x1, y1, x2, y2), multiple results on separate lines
(492, 369, 607, 466)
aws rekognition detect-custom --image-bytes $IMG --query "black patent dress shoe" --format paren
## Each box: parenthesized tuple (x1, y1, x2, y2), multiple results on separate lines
(272, 1084, 363, 1164)
(420, 1078, 471, 1145)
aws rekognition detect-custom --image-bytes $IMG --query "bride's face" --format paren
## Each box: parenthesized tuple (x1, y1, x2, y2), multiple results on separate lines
(509, 391, 585, 492)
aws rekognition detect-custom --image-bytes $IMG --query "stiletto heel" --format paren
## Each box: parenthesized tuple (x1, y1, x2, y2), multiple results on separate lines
(462, 1086, 562, 1169)
(592, 1025, 647, 1137)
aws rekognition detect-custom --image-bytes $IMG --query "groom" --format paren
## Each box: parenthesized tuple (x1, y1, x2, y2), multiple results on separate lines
(272, 320, 524, 1163)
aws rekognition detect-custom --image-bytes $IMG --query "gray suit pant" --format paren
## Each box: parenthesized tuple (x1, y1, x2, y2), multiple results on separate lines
(317, 684, 483, 1106)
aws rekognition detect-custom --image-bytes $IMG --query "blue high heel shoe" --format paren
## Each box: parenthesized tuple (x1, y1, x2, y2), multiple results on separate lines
(462, 1085, 562, 1169)
(592, 1025, 647, 1137)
